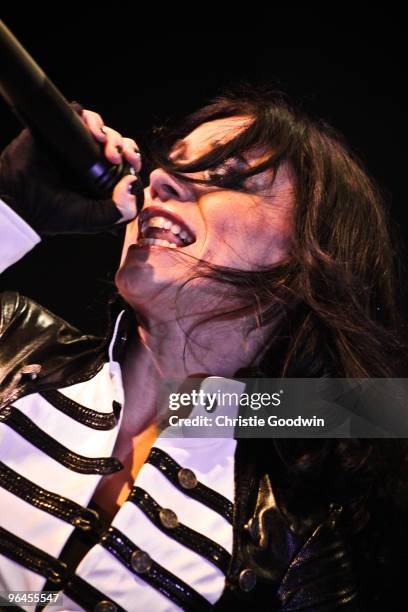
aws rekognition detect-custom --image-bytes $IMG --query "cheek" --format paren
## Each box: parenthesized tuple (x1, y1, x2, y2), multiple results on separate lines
(200, 194, 293, 269)
(256, 203, 294, 262)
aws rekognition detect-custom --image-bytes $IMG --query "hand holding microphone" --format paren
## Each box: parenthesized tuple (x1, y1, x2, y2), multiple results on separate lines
(0, 108, 143, 235)
(0, 19, 145, 236)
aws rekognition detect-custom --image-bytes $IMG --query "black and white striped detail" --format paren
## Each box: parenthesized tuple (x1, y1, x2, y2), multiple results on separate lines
(129, 486, 231, 574)
(102, 526, 212, 610)
(0, 355, 125, 598)
(39, 389, 118, 430)
(0, 462, 102, 531)
(146, 447, 233, 524)
(1, 406, 122, 475)
(65, 433, 236, 610)
(0, 527, 68, 585)
(0, 299, 240, 612)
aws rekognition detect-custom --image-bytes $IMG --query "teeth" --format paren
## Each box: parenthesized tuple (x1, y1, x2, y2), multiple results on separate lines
(147, 216, 165, 229)
(138, 238, 177, 248)
(139, 215, 194, 245)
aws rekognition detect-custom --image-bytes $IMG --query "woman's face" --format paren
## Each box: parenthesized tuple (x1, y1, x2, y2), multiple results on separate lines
(115, 116, 295, 317)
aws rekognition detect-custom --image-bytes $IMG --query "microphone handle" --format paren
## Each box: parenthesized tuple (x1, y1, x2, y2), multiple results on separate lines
(0, 20, 139, 203)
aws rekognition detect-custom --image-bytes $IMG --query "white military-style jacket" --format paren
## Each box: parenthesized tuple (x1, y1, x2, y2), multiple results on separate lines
(0, 199, 359, 611)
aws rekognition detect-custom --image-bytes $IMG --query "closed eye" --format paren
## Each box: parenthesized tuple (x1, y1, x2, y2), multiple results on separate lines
(203, 156, 250, 189)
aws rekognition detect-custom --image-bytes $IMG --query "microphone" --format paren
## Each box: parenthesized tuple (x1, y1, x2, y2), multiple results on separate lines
(0, 20, 144, 210)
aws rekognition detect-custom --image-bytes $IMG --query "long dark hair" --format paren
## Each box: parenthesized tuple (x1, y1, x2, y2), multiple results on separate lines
(149, 87, 408, 607)
(151, 87, 404, 377)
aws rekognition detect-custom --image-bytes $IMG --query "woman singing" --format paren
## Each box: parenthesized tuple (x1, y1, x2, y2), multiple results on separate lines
(0, 88, 406, 611)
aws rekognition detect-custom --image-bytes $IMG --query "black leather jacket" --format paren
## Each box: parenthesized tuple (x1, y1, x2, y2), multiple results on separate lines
(0, 290, 360, 611)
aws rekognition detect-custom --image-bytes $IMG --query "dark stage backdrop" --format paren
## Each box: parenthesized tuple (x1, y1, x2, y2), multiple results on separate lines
(0, 12, 406, 335)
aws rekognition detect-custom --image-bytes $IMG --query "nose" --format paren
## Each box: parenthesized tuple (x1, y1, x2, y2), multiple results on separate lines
(148, 167, 194, 202)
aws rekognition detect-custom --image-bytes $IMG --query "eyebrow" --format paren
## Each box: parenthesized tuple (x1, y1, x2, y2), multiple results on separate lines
(169, 140, 188, 161)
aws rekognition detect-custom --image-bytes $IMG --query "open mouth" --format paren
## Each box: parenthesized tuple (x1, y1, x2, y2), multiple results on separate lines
(137, 206, 196, 249)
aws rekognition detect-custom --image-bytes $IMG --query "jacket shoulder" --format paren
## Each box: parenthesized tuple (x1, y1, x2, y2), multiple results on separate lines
(0, 290, 23, 335)
(0, 290, 107, 393)
(0, 290, 93, 342)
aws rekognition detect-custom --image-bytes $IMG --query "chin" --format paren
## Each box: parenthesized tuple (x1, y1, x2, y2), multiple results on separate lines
(114, 253, 186, 320)
(120, 241, 199, 286)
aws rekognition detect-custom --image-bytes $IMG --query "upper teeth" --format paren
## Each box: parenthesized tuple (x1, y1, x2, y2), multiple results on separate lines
(141, 216, 193, 243)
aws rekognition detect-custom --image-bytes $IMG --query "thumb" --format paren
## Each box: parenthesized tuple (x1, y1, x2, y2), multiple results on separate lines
(112, 174, 143, 224)
(40, 187, 130, 235)
(41, 174, 143, 235)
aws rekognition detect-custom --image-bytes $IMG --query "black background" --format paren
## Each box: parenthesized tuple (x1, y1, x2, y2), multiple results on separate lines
(0, 11, 406, 334)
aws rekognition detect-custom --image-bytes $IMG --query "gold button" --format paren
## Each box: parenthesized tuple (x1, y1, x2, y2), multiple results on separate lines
(178, 468, 198, 489)
(239, 568, 257, 592)
(159, 508, 179, 529)
(131, 549, 152, 574)
(94, 601, 117, 612)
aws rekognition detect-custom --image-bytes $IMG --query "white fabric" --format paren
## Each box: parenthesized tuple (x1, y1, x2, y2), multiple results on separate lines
(0, 425, 103, 505)
(68, 382, 242, 610)
(0, 555, 46, 594)
(0, 485, 75, 560)
(0, 323, 127, 607)
(13, 387, 120, 457)
(0, 302, 245, 610)
(69, 434, 237, 611)
(73, 544, 175, 612)
(58, 362, 124, 415)
(0, 198, 40, 273)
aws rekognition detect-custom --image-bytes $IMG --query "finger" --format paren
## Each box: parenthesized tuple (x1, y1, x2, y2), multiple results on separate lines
(81, 109, 107, 143)
(45, 189, 122, 234)
(103, 126, 124, 164)
(122, 137, 142, 173)
(112, 174, 141, 223)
